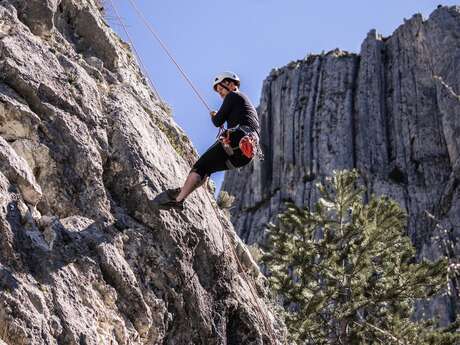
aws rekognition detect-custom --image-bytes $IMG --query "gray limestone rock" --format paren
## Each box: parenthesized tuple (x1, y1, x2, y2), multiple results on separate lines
(0, 136, 42, 205)
(8, 0, 59, 36)
(0, 0, 286, 344)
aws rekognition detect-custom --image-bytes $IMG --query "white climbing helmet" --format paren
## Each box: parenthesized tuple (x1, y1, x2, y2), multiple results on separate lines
(213, 71, 240, 91)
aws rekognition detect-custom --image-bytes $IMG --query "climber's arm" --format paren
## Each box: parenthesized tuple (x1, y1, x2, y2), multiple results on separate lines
(211, 93, 234, 127)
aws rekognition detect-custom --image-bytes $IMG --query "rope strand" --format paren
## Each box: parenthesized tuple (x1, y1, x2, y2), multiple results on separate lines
(107, 0, 161, 100)
(204, 190, 278, 344)
(126, 0, 212, 113)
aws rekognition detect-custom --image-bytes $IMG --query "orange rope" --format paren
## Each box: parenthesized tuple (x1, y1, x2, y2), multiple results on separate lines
(126, 0, 212, 113)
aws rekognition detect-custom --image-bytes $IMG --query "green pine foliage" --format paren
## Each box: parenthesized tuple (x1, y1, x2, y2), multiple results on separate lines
(262, 169, 459, 344)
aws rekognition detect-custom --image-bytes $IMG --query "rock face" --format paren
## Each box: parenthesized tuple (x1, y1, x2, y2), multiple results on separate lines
(0, 1, 286, 344)
(223, 5, 460, 322)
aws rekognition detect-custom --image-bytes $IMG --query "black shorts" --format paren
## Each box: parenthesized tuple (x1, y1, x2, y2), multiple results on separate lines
(191, 129, 252, 179)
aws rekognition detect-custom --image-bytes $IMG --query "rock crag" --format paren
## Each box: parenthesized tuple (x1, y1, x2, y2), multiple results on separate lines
(223, 5, 460, 323)
(0, 0, 286, 344)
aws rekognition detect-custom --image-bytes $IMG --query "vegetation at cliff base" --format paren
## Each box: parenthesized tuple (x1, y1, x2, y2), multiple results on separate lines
(262, 169, 460, 344)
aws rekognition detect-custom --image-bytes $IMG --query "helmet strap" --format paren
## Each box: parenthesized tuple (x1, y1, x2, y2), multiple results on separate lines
(219, 82, 231, 92)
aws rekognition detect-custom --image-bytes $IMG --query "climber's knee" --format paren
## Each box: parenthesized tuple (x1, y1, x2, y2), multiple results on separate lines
(190, 166, 207, 181)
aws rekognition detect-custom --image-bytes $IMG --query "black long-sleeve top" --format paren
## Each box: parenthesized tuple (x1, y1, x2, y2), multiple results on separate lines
(211, 91, 260, 134)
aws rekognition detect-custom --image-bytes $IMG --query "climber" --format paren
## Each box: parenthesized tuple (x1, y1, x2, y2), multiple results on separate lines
(156, 72, 261, 210)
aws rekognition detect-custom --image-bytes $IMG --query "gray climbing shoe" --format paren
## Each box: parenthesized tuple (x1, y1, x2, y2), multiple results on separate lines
(153, 188, 184, 210)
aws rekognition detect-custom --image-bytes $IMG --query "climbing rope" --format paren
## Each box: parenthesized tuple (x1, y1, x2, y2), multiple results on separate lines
(125, 0, 213, 113)
(203, 190, 278, 344)
(107, 0, 161, 100)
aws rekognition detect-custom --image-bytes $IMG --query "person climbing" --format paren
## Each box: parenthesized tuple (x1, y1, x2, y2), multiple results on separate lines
(156, 71, 261, 210)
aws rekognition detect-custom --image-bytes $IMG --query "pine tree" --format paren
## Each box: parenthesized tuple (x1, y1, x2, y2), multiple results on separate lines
(262, 169, 459, 344)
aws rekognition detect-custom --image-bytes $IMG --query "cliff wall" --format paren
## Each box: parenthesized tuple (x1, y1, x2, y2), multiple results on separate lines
(0, 1, 286, 344)
(224, 6, 460, 254)
(223, 6, 460, 325)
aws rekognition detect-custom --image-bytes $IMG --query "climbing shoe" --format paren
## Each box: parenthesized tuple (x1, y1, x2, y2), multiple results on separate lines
(153, 188, 184, 210)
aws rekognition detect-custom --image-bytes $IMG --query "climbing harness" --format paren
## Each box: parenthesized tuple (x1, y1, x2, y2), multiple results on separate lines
(218, 125, 264, 160)
(218, 125, 264, 171)
(219, 129, 235, 156)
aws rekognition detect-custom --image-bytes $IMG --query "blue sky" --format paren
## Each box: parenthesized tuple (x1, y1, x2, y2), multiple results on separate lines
(107, 0, 458, 191)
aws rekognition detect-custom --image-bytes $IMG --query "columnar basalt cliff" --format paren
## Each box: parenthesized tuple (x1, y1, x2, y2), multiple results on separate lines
(0, 0, 286, 344)
(223, 5, 460, 321)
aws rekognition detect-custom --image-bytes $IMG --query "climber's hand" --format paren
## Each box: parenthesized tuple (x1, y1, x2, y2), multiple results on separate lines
(210, 111, 217, 117)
